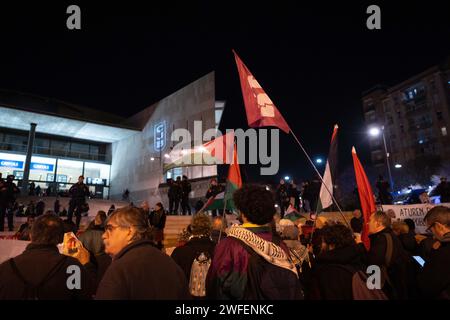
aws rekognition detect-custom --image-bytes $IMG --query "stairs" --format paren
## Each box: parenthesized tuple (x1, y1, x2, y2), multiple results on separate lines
(163, 215, 192, 248)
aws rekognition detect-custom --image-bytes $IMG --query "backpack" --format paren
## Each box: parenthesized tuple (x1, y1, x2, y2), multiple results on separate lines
(9, 256, 68, 300)
(335, 264, 388, 300)
(236, 238, 304, 300)
(189, 252, 211, 297)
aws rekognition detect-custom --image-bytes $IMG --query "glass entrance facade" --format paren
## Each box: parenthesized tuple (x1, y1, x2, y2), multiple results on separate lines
(0, 152, 111, 199)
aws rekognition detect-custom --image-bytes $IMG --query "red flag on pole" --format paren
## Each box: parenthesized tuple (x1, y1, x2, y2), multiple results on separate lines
(233, 50, 290, 133)
(352, 147, 377, 250)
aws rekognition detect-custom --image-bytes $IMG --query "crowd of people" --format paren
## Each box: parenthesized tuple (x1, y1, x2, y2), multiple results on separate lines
(0, 182, 448, 300)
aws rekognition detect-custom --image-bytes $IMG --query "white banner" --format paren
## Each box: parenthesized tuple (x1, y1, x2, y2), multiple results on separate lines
(381, 203, 450, 234)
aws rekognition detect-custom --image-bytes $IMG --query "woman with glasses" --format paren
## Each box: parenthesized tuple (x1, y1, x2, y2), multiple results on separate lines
(96, 206, 190, 300)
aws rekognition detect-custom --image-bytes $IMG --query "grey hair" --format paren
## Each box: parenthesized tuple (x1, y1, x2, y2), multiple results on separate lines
(424, 206, 450, 227)
(107, 206, 152, 241)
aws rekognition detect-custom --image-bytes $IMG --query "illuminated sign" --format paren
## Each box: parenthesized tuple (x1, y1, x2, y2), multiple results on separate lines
(31, 163, 54, 172)
(154, 120, 166, 152)
(0, 160, 54, 171)
(0, 159, 24, 169)
(86, 177, 105, 185)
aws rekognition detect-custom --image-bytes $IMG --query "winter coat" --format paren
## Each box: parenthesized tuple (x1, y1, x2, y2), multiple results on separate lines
(96, 239, 190, 299)
(417, 233, 450, 299)
(398, 231, 418, 255)
(181, 180, 192, 198)
(205, 185, 223, 199)
(366, 228, 415, 299)
(307, 244, 366, 300)
(0, 243, 95, 299)
(206, 225, 292, 300)
(171, 236, 216, 282)
(69, 183, 89, 202)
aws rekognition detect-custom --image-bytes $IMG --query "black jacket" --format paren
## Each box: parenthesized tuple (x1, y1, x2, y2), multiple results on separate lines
(307, 244, 366, 300)
(181, 180, 192, 198)
(398, 231, 418, 256)
(96, 239, 190, 299)
(417, 233, 450, 299)
(366, 228, 414, 299)
(276, 184, 289, 203)
(168, 181, 182, 199)
(171, 236, 216, 282)
(0, 181, 20, 205)
(206, 184, 223, 199)
(69, 183, 89, 201)
(149, 208, 166, 230)
(0, 244, 95, 300)
(431, 182, 450, 203)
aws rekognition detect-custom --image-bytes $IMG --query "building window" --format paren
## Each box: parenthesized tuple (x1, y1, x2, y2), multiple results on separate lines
(0, 152, 26, 179)
(84, 162, 111, 186)
(29, 156, 56, 182)
(56, 159, 83, 184)
(70, 142, 90, 159)
(437, 111, 443, 120)
(165, 167, 183, 182)
(442, 127, 448, 137)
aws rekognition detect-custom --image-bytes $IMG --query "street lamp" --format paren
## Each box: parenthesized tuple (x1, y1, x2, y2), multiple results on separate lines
(284, 176, 290, 181)
(395, 164, 402, 169)
(315, 158, 323, 164)
(369, 125, 394, 190)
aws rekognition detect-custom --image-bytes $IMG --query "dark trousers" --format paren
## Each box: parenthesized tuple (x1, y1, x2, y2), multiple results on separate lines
(0, 204, 14, 231)
(181, 197, 191, 215)
(169, 197, 180, 215)
(68, 201, 83, 229)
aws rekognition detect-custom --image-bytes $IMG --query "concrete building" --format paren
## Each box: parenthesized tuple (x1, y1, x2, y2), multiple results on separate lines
(0, 72, 225, 208)
(362, 59, 450, 183)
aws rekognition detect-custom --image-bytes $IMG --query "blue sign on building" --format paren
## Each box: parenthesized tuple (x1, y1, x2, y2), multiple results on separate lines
(31, 162, 54, 172)
(0, 159, 54, 172)
(0, 159, 24, 169)
(154, 120, 166, 152)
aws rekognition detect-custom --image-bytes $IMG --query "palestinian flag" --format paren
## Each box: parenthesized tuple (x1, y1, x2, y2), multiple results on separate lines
(163, 131, 234, 172)
(317, 124, 338, 213)
(203, 143, 242, 212)
(224, 142, 242, 209)
(202, 191, 234, 211)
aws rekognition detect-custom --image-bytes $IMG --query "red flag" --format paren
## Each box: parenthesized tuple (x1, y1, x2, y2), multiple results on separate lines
(352, 147, 377, 250)
(233, 50, 290, 133)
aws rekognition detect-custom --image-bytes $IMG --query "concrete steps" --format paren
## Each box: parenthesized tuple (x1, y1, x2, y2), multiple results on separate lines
(163, 216, 192, 248)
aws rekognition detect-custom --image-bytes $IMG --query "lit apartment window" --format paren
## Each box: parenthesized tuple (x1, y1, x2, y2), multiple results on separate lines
(442, 127, 448, 137)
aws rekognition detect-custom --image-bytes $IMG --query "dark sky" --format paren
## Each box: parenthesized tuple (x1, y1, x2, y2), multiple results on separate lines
(1, 1, 450, 183)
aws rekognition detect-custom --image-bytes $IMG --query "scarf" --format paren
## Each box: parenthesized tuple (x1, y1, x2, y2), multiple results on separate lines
(227, 225, 298, 276)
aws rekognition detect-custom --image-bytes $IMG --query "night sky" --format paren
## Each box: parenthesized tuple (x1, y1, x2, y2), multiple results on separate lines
(1, 1, 450, 183)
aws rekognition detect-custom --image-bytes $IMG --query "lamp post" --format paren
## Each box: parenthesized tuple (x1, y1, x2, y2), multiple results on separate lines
(369, 125, 394, 190)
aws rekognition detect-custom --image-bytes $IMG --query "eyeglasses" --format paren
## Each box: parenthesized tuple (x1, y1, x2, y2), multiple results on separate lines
(426, 222, 436, 233)
(104, 224, 146, 234)
(104, 224, 124, 234)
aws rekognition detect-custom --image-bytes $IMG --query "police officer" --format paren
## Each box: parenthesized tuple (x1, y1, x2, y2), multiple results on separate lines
(68, 175, 90, 229)
(0, 175, 20, 231)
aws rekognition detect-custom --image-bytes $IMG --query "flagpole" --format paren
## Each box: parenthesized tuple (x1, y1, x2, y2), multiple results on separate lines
(218, 195, 227, 243)
(288, 126, 350, 228)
